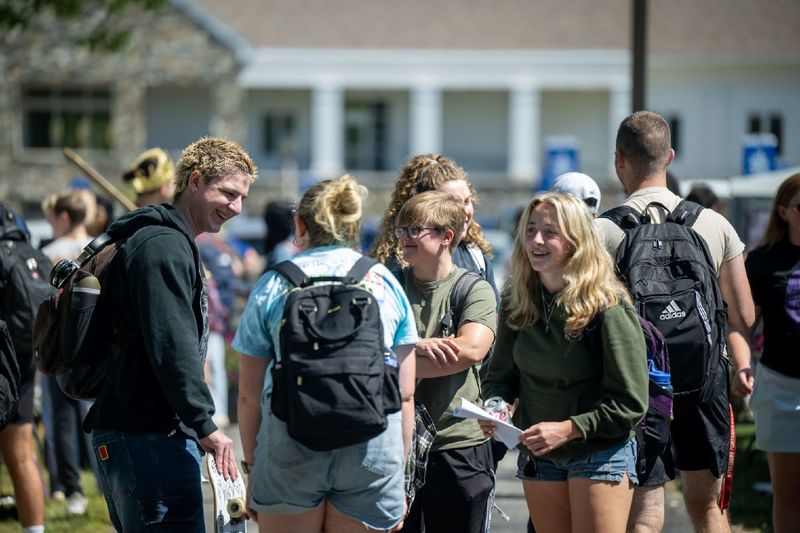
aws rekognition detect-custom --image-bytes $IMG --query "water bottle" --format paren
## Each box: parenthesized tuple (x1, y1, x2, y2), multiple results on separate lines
(484, 397, 511, 422)
(648, 360, 672, 393)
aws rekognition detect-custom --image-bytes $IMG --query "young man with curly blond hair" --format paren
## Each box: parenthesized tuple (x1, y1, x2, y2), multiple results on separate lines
(85, 137, 257, 532)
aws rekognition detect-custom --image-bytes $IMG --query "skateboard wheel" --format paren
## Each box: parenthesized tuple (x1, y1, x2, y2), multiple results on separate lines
(228, 497, 245, 518)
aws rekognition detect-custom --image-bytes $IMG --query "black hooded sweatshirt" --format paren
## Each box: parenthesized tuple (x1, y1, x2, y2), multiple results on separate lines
(84, 204, 217, 439)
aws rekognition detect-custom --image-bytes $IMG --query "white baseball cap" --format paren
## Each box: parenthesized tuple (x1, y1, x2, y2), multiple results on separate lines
(551, 172, 601, 215)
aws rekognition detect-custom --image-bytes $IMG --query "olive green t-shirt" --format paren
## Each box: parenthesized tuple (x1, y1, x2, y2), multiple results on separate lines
(402, 267, 497, 452)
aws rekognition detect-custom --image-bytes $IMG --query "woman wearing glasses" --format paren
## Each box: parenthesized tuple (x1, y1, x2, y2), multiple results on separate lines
(371, 154, 498, 298)
(393, 191, 497, 533)
(744, 172, 800, 533)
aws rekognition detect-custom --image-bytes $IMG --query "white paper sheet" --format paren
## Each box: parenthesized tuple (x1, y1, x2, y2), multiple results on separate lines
(452, 397, 522, 450)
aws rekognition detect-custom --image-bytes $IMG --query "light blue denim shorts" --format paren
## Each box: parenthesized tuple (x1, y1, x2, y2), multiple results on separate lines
(249, 407, 405, 530)
(516, 436, 638, 485)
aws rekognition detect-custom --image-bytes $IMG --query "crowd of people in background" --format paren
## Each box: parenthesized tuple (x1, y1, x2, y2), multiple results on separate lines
(0, 110, 796, 533)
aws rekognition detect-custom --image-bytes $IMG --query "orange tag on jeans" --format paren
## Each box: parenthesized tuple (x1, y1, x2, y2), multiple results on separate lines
(98, 444, 109, 461)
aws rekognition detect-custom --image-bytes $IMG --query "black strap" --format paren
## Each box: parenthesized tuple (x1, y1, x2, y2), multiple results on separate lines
(345, 256, 379, 284)
(666, 199, 704, 227)
(600, 205, 641, 230)
(441, 271, 483, 336)
(273, 255, 378, 288)
(272, 260, 309, 288)
(601, 200, 697, 230)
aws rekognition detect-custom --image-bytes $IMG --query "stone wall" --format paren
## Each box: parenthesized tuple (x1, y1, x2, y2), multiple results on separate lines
(0, 3, 242, 216)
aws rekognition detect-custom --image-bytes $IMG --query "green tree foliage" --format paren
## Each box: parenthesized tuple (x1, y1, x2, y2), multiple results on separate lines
(0, 0, 166, 50)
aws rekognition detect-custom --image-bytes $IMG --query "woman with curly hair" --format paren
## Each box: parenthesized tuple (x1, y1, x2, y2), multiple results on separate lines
(479, 193, 648, 533)
(371, 154, 498, 298)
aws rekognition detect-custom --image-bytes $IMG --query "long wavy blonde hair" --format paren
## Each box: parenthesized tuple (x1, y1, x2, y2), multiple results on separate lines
(298, 174, 366, 248)
(506, 193, 630, 338)
(370, 154, 492, 264)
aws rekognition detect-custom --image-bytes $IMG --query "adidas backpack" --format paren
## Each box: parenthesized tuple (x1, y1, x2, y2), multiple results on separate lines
(270, 256, 402, 451)
(0, 205, 56, 359)
(601, 200, 728, 398)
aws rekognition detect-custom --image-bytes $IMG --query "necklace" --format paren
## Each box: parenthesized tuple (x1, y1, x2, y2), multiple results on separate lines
(540, 284, 559, 335)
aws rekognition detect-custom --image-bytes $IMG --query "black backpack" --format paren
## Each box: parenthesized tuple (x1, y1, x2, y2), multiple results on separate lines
(0, 319, 21, 430)
(601, 200, 728, 398)
(0, 206, 56, 359)
(33, 233, 122, 400)
(270, 256, 402, 451)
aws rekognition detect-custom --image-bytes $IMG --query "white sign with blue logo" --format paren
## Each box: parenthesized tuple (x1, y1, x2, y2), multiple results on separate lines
(742, 133, 778, 175)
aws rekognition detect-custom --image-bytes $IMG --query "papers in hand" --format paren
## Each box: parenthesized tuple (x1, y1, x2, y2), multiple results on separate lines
(453, 397, 522, 450)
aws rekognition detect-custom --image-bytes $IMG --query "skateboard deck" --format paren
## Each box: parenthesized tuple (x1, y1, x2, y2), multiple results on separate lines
(205, 453, 247, 533)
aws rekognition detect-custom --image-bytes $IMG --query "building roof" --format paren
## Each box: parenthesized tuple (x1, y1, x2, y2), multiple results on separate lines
(189, 0, 799, 56)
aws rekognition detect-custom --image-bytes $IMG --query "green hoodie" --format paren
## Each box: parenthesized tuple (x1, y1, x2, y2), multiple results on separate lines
(84, 204, 217, 439)
(483, 297, 648, 460)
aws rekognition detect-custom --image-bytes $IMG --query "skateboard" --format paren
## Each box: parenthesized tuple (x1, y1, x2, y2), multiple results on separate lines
(205, 453, 248, 533)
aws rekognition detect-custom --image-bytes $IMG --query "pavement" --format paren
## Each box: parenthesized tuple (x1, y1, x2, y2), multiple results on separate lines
(205, 426, 692, 532)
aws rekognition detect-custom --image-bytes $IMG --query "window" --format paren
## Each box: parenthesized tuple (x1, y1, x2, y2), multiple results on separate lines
(263, 113, 296, 157)
(747, 111, 784, 155)
(769, 114, 783, 155)
(748, 114, 761, 134)
(667, 115, 681, 155)
(344, 101, 387, 171)
(22, 86, 112, 149)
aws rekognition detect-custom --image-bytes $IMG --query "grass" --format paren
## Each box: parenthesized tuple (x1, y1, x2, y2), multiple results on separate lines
(0, 469, 112, 533)
(729, 421, 773, 532)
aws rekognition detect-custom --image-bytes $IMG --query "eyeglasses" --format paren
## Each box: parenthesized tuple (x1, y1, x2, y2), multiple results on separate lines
(393, 226, 440, 239)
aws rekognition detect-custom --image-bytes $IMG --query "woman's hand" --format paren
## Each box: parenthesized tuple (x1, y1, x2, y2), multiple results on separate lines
(520, 420, 581, 456)
(478, 419, 498, 439)
(731, 367, 754, 397)
(415, 336, 460, 367)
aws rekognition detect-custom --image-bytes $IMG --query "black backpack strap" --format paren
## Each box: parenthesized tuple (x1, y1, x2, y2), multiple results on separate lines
(599, 205, 642, 230)
(345, 255, 379, 284)
(272, 260, 309, 288)
(667, 199, 704, 227)
(441, 271, 482, 336)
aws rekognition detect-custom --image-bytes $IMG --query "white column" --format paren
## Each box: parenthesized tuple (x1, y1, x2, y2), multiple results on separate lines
(311, 83, 344, 178)
(507, 85, 540, 184)
(410, 85, 442, 155)
(608, 86, 631, 174)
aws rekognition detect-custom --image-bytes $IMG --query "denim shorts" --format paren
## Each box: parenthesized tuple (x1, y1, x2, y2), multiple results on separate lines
(91, 429, 204, 532)
(516, 437, 639, 485)
(250, 407, 405, 530)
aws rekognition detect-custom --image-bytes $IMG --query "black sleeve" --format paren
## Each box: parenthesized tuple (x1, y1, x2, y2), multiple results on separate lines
(745, 249, 766, 307)
(125, 231, 217, 438)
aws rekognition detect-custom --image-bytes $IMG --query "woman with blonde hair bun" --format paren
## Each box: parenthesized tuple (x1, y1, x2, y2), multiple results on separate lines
(480, 192, 648, 533)
(234, 174, 419, 532)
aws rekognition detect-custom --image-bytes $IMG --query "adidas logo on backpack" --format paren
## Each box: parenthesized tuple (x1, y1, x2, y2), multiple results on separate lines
(659, 300, 686, 320)
(602, 199, 729, 399)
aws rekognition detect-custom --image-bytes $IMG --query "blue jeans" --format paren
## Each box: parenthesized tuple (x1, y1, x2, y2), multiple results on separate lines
(516, 437, 639, 484)
(91, 429, 204, 532)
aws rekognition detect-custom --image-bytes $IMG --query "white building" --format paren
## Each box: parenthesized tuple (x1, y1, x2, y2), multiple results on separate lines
(2, 0, 798, 214)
